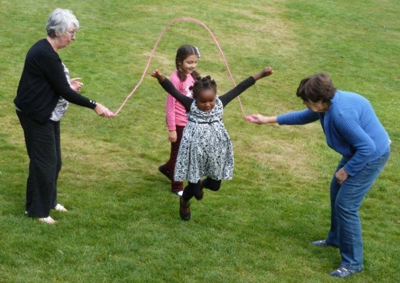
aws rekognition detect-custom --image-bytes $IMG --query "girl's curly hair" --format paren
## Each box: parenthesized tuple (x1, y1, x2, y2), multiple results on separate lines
(190, 76, 217, 99)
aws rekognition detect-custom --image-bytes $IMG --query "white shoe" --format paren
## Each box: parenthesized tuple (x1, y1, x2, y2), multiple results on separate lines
(54, 203, 68, 212)
(174, 191, 183, 197)
(38, 216, 57, 224)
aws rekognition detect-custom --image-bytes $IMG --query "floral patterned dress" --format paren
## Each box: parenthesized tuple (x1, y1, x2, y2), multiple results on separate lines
(174, 98, 234, 182)
(159, 76, 256, 183)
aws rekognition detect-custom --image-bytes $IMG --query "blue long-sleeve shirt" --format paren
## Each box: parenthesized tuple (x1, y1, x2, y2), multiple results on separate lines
(277, 90, 390, 176)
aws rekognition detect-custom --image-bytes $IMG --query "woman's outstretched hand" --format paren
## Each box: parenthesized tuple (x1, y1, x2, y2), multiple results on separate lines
(246, 114, 277, 124)
(94, 103, 115, 118)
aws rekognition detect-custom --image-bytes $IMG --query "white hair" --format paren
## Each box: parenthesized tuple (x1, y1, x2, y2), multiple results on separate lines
(46, 8, 80, 38)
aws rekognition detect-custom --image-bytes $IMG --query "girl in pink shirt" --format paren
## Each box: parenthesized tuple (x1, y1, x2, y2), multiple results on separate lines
(158, 45, 201, 195)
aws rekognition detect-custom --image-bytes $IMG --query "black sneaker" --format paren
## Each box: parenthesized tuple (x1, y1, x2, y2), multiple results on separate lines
(158, 165, 171, 180)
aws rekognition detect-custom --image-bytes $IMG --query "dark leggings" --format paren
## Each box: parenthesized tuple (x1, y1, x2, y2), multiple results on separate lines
(182, 177, 221, 201)
(165, 125, 184, 192)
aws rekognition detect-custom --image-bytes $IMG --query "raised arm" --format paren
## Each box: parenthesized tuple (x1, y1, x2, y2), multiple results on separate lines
(219, 66, 274, 107)
(151, 70, 192, 111)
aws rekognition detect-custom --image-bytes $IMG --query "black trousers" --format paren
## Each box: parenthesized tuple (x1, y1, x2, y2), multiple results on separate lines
(17, 111, 61, 218)
(182, 177, 221, 201)
(165, 125, 184, 192)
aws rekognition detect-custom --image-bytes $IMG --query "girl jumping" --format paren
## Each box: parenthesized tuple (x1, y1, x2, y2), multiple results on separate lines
(152, 66, 274, 220)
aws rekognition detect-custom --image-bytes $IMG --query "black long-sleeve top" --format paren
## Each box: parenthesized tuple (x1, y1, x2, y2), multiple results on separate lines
(14, 39, 97, 123)
(160, 76, 256, 112)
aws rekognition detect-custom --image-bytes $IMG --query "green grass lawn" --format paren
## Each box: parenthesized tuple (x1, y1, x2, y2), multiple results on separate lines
(0, 0, 399, 282)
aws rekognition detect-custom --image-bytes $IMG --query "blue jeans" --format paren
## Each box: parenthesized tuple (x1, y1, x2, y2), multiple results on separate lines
(325, 147, 390, 269)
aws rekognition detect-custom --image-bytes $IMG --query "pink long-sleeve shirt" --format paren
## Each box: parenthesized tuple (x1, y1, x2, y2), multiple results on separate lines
(165, 70, 195, 131)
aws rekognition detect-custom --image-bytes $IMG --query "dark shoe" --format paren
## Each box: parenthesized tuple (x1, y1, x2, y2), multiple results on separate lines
(194, 179, 204, 201)
(158, 165, 171, 180)
(179, 197, 190, 221)
(311, 239, 338, 248)
(311, 239, 329, 247)
(329, 266, 362, 278)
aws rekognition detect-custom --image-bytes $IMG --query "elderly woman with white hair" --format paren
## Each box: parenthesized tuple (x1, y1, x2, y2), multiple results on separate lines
(14, 8, 115, 224)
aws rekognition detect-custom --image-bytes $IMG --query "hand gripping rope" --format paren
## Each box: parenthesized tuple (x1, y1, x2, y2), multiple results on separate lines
(114, 17, 247, 118)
